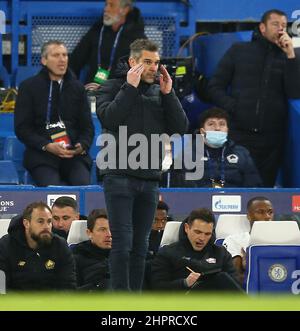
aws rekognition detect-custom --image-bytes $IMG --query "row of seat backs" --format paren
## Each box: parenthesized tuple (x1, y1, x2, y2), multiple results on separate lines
(1, 136, 33, 185)
(161, 218, 300, 247)
(0, 66, 41, 89)
(160, 214, 250, 247)
(1, 31, 252, 88)
(1, 135, 100, 185)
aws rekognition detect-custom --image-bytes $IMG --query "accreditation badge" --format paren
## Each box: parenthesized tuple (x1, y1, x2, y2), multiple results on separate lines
(94, 67, 110, 84)
(211, 179, 225, 188)
(46, 121, 72, 149)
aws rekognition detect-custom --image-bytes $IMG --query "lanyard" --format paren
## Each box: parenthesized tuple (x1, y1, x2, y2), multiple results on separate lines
(206, 146, 226, 187)
(97, 25, 124, 70)
(46, 81, 63, 124)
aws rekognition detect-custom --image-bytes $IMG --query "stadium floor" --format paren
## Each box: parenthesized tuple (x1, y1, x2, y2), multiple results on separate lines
(0, 292, 300, 311)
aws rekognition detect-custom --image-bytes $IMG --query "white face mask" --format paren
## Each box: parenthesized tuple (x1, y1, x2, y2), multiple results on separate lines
(205, 131, 228, 148)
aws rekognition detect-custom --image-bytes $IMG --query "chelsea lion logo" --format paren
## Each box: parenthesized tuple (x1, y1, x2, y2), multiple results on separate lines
(268, 264, 287, 282)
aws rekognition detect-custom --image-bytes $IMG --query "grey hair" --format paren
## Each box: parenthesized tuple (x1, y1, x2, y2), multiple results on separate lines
(41, 40, 67, 58)
(130, 39, 159, 60)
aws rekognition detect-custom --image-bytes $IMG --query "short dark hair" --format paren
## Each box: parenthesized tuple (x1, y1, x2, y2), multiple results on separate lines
(130, 39, 159, 60)
(157, 201, 169, 212)
(41, 40, 66, 58)
(261, 9, 287, 24)
(186, 208, 215, 227)
(52, 196, 78, 211)
(247, 196, 272, 211)
(23, 201, 52, 221)
(87, 208, 108, 231)
(199, 107, 229, 129)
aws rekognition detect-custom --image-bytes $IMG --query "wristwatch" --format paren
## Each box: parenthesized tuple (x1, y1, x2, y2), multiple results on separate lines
(42, 145, 47, 151)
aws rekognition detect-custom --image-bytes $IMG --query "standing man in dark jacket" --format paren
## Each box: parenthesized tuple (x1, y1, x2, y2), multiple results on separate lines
(97, 39, 189, 290)
(208, 9, 300, 187)
(14, 40, 94, 186)
(0, 201, 76, 291)
(151, 208, 241, 292)
(69, 0, 146, 89)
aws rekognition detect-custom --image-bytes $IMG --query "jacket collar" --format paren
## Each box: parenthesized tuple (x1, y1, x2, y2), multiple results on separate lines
(39, 66, 74, 82)
(252, 27, 282, 52)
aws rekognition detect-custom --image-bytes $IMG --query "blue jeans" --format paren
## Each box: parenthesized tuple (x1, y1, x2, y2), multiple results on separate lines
(103, 174, 159, 291)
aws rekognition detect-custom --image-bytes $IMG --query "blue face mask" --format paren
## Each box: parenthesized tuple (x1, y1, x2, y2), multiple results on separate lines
(205, 131, 228, 148)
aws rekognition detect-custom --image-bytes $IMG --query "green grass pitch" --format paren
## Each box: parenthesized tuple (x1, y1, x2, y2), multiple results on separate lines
(0, 292, 300, 311)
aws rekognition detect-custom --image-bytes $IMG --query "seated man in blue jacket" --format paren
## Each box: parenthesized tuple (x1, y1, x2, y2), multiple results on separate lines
(169, 107, 262, 188)
(151, 208, 242, 292)
(0, 201, 76, 291)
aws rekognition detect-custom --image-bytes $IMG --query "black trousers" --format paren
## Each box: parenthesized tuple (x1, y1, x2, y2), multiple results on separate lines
(30, 158, 91, 186)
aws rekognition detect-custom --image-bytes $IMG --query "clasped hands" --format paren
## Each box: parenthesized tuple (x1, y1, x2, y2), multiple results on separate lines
(44, 142, 84, 158)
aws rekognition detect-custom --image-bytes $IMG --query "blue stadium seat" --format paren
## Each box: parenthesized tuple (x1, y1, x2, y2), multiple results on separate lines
(90, 114, 102, 160)
(90, 160, 98, 185)
(193, 31, 252, 78)
(3, 136, 26, 183)
(0, 160, 20, 184)
(0, 67, 10, 88)
(245, 245, 300, 293)
(13, 66, 41, 88)
(23, 170, 35, 185)
(245, 221, 300, 293)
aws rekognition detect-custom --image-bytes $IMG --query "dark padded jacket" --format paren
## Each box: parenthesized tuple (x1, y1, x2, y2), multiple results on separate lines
(208, 29, 300, 135)
(14, 67, 94, 170)
(151, 222, 238, 290)
(72, 240, 110, 290)
(170, 138, 262, 187)
(0, 215, 76, 291)
(96, 59, 189, 180)
(69, 7, 146, 83)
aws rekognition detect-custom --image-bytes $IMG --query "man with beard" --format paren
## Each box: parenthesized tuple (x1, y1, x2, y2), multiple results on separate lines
(97, 38, 188, 290)
(69, 0, 146, 90)
(0, 201, 76, 291)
